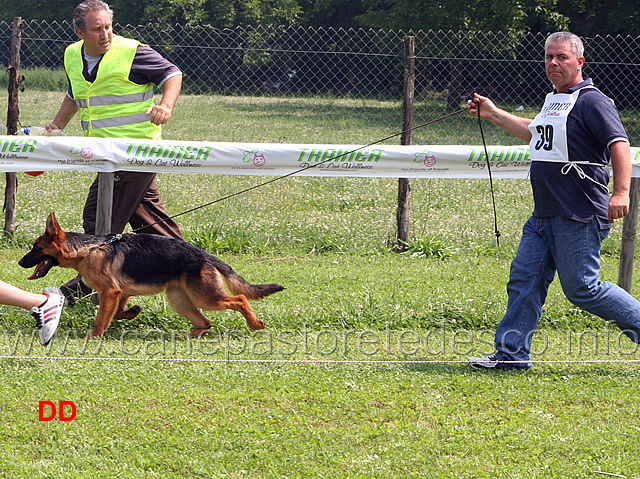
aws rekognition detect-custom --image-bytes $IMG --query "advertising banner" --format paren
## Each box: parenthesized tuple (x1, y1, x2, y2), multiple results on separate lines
(1, 135, 640, 179)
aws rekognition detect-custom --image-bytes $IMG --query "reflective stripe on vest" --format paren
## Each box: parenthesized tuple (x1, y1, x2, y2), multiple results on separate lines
(81, 112, 152, 130)
(74, 89, 154, 109)
(64, 35, 160, 139)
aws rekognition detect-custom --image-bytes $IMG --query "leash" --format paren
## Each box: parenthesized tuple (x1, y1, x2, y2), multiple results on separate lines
(129, 103, 500, 245)
(130, 108, 467, 234)
(473, 96, 501, 246)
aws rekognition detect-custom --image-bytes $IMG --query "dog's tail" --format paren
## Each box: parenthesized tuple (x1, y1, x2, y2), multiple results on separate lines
(213, 259, 284, 300)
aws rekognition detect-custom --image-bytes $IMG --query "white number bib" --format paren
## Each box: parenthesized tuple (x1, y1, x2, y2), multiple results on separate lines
(528, 86, 607, 190)
(528, 89, 583, 163)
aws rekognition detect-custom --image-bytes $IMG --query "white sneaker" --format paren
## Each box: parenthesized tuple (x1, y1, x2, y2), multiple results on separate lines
(30, 288, 65, 346)
(468, 353, 531, 370)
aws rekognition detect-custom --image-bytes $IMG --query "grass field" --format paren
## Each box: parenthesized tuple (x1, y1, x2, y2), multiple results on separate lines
(0, 92, 639, 478)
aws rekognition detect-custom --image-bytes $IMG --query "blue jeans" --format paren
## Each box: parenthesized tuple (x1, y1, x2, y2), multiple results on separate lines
(495, 215, 640, 362)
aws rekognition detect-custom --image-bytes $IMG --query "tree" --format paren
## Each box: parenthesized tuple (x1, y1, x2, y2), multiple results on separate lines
(356, 0, 527, 34)
(0, 0, 76, 22)
(2, 0, 639, 36)
(0, 0, 152, 25)
(110, 0, 148, 25)
(298, 0, 367, 28)
(604, 0, 640, 35)
(143, 0, 213, 25)
(556, 0, 620, 36)
(142, 0, 302, 27)
(522, 0, 569, 34)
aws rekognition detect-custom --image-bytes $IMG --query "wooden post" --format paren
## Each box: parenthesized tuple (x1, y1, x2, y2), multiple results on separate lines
(4, 17, 23, 238)
(618, 177, 640, 293)
(397, 36, 415, 251)
(95, 172, 114, 235)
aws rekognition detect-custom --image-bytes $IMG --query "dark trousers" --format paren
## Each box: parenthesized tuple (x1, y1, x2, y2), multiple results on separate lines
(82, 171, 183, 239)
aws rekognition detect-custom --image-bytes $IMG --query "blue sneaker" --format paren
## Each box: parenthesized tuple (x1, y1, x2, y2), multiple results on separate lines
(468, 353, 531, 370)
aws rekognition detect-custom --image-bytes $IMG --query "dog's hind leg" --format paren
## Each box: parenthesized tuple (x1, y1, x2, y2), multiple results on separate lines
(220, 295, 266, 330)
(180, 271, 266, 331)
(166, 286, 212, 337)
(202, 268, 267, 330)
(195, 292, 266, 331)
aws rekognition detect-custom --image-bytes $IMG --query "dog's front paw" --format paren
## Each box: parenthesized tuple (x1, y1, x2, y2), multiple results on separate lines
(248, 318, 266, 330)
(114, 305, 142, 319)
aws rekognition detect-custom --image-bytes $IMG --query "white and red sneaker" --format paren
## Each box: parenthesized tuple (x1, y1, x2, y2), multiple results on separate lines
(30, 288, 65, 346)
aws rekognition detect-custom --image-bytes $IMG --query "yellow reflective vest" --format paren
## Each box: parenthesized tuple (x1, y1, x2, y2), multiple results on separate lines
(64, 35, 161, 139)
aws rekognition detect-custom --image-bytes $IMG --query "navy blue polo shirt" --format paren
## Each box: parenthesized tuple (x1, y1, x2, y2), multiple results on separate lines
(529, 78, 629, 229)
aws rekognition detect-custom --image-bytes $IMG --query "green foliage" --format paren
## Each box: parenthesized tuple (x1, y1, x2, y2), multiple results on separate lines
(143, 0, 212, 25)
(186, 222, 256, 254)
(522, 0, 570, 34)
(298, 0, 366, 27)
(400, 235, 457, 260)
(605, 1, 640, 35)
(141, 0, 303, 27)
(0, 0, 634, 36)
(357, 0, 528, 34)
(0, 0, 76, 22)
(555, 0, 624, 36)
(0, 67, 69, 92)
(303, 229, 345, 255)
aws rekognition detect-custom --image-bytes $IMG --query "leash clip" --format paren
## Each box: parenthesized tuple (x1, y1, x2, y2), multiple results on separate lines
(101, 234, 123, 246)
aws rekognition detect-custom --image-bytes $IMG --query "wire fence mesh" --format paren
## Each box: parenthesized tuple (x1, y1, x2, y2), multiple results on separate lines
(2, 21, 640, 142)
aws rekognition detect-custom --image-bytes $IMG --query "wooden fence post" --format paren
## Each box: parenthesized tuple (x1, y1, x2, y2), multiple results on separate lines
(618, 177, 640, 293)
(95, 172, 114, 235)
(4, 17, 23, 238)
(396, 35, 415, 251)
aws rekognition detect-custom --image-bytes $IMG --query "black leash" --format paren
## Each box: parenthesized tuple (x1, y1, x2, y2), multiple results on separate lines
(470, 94, 501, 246)
(131, 108, 467, 234)
(131, 105, 504, 239)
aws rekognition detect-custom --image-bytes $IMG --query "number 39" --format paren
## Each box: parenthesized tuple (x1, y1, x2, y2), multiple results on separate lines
(535, 125, 554, 151)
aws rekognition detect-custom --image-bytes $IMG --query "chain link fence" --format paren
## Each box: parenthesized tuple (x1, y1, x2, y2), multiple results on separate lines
(3, 21, 640, 142)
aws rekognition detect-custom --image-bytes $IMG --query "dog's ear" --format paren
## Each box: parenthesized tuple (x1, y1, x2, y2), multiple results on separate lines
(45, 212, 63, 239)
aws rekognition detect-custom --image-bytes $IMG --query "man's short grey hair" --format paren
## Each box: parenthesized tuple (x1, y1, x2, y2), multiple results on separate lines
(73, 0, 113, 32)
(545, 32, 584, 58)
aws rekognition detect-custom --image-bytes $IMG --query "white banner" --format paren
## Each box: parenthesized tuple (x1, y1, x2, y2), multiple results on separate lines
(2, 135, 640, 178)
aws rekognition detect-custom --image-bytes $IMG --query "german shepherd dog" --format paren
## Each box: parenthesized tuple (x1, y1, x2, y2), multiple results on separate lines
(19, 212, 284, 338)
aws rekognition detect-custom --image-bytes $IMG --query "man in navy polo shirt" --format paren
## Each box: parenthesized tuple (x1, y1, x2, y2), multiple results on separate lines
(466, 31, 640, 370)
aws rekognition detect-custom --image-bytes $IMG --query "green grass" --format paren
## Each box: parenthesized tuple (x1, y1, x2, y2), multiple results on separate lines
(1, 351, 639, 478)
(1, 91, 640, 478)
